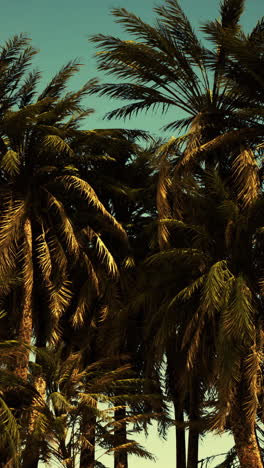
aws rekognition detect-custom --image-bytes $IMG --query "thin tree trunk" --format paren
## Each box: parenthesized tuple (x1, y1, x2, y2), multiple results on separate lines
(114, 407, 128, 468)
(187, 383, 200, 468)
(15, 218, 33, 380)
(173, 402, 186, 468)
(79, 409, 96, 468)
(187, 425, 199, 468)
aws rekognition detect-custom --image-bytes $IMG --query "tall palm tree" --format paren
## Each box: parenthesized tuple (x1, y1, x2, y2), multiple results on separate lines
(146, 167, 264, 467)
(89, 3, 264, 466)
(89, 0, 255, 148)
(0, 59, 127, 380)
(59, 136, 163, 468)
(20, 345, 157, 468)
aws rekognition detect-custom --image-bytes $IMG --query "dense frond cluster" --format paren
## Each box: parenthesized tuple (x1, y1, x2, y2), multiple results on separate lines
(1, 1, 264, 467)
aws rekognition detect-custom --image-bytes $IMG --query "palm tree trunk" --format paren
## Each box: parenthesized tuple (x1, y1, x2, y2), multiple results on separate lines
(187, 425, 199, 468)
(114, 407, 128, 468)
(230, 389, 263, 468)
(232, 425, 263, 468)
(187, 384, 200, 468)
(79, 410, 96, 468)
(16, 218, 33, 380)
(173, 403, 186, 468)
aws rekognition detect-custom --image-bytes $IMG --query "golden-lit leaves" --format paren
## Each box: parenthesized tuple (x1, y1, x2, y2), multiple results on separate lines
(156, 140, 174, 248)
(43, 134, 74, 157)
(58, 175, 127, 242)
(36, 229, 52, 284)
(222, 275, 255, 343)
(0, 149, 21, 176)
(46, 192, 80, 257)
(243, 345, 262, 423)
(0, 199, 25, 291)
(202, 260, 233, 316)
(232, 147, 260, 208)
(96, 235, 118, 275)
(71, 279, 91, 329)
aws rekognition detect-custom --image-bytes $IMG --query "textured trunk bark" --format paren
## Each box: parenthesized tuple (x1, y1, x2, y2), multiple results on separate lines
(114, 407, 128, 468)
(173, 402, 186, 468)
(233, 428, 263, 468)
(229, 363, 263, 468)
(15, 218, 33, 380)
(79, 410, 96, 468)
(187, 383, 200, 468)
(231, 401, 263, 467)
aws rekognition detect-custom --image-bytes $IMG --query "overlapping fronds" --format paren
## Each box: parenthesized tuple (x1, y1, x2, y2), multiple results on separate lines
(57, 175, 127, 241)
(70, 279, 92, 328)
(0, 395, 21, 465)
(243, 345, 262, 422)
(156, 139, 174, 248)
(43, 134, 74, 157)
(89, 1, 213, 125)
(16, 70, 42, 108)
(202, 260, 233, 316)
(0, 149, 21, 176)
(169, 275, 206, 306)
(146, 248, 205, 266)
(232, 147, 260, 208)
(38, 60, 82, 100)
(0, 200, 25, 290)
(154, 0, 206, 66)
(95, 234, 118, 276)
(46, 191, 80, 257)
(220, 0, 245, 29)
(0, 34, 38, 111)
(222, 275, 255, 343)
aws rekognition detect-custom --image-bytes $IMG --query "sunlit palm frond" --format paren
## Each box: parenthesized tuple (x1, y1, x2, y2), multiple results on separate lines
(222, 275, 255, 344)
(46, 191, 80, 257)
(232, 147, 260, 208)
(0, 149, 21, 176)
(58, 175, 127, 241)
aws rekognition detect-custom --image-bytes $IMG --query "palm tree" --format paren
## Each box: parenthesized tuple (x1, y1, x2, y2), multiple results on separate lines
(146, 166, 264, 467)
(90, 1, 257, 151)
(0, 58, 127, 380)
(0, 311, 40, 467)
(89, 2, 264, 466)
(20, 345, 157, 468)
(59, 135, 163, 468)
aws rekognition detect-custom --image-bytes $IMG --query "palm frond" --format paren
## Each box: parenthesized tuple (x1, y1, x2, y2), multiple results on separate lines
(58, 175, 127, 241)
(222, 275, 255, 343)
(43, 135, 74, 157)
(0, 150, 21, 175)
(38, 60, 82, 99)
(46, 191, 80, 257)
(232, 147, 260, 208)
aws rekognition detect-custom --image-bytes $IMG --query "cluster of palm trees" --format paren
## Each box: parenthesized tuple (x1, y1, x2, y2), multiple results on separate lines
(0, 0, 264, 467)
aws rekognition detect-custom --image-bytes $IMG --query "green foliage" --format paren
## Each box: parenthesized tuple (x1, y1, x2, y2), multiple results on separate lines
(1, 1, 264, 466)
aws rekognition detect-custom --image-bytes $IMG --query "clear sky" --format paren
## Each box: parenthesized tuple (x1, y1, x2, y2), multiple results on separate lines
(2, 0, 263, 466)
(2, 0, 263, 136)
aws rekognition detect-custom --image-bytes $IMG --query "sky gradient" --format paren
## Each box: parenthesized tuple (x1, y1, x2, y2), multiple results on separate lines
(3, 0, 264, 466)
(3, 0, 263, 136)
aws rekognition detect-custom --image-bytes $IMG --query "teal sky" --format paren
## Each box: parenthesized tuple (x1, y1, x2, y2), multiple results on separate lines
(2, 0, 263, 136)
(3, 0, 263, 466)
